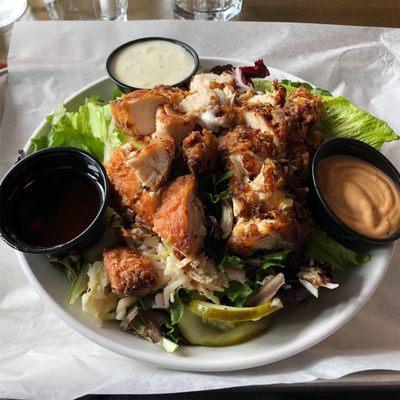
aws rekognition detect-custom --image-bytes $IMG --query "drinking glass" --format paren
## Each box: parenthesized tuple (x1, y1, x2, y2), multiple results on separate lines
(43, 0, 128, 21)
(172, 0, 242, 21)
(0, 0, 27, 28)
(98, 0, 128, 21)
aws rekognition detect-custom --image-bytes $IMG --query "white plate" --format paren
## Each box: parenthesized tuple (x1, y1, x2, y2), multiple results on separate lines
(16, 57, 395, 372)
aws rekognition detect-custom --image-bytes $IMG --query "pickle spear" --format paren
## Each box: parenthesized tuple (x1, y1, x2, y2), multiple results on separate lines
(178, 306, 271, 346)
(187, 298, 283, 322)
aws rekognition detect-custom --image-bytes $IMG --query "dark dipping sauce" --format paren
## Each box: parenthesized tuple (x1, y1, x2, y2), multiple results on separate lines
(9, 169, 101, 247)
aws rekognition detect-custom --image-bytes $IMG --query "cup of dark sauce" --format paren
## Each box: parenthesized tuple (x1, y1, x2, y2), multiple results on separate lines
(0, 147, 110, 254)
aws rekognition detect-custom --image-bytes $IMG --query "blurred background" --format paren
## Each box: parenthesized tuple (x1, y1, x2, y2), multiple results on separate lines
(1, 0, 399, 65)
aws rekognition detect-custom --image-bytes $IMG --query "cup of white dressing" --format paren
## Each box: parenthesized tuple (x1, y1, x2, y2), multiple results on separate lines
(106, 37, 199, 93)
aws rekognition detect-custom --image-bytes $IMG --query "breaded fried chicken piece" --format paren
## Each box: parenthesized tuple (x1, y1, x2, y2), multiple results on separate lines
(219, 125, 275, 161)
(152, 85, 187, 105)
(152, 104, 196, 145)
(179, 72, 236, 132)
(227, 211, 298, 257)
(110, 89, 166, 136)
(182, 129, 218, 174)
(132, 191, 160, 228)
(104, 246, 159, 297)
(105, 144, 160, 227)
(126, 138, 175, 191)
(297, 262, 334, 287)
(219, 126, 276, 186)
(275, 86, 324, 184)
(245, 81, 286, 107)
(104, 144, 141, 210)
(232, 159, 292, 217)
(153, 175, 206, 257)
(283, 86, 323, 148)
(237, 103, 292, 151)
(249, 158, 286, 195)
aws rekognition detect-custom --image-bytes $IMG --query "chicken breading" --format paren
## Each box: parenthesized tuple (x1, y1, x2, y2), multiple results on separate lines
(245, 81, 286, 108)
(182, 129, 218, 174)
(104, 144, 141, 211)
(227, 211, 298, 257)
(132, 190, 161, 228)
(153, 175, 206, 257)
(298, 262, 334, 287)
(152, 104, 196, 145)
(237, 103, 293, 151)
(110, 89, 166, 136)
(219, 126, 277, 188)
(152, 85, 187, 105)
(219, 125, 276, 161)
(126, 138, 175, 191)
(104, 246, 159, 297)
(105, 144, 160, 227)
(179, 72, 236, 131)
(231, 159, 292, 218)
(283, 86, 323, 147)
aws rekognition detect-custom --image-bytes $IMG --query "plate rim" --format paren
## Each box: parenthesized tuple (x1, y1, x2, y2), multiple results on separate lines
(15, 56, 396, 372)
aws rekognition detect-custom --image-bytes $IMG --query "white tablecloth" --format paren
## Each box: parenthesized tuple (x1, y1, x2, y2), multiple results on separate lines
(0, 21, 399, 400)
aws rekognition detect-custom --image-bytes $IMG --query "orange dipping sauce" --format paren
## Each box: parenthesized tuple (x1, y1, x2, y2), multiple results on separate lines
(317, 155, 400, 239)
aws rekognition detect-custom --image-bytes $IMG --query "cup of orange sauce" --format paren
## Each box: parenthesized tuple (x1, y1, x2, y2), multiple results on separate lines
(311, 138, 400, 244)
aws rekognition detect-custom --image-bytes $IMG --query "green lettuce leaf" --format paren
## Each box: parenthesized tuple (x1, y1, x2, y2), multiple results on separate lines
(31, 97, 126, 161)
(252, 79, 398, 149)
(205, 190, 230, 204)
(139, 293, 156, 311)
(320, 95, 398, 149)
(224, 281, 253, 307)
(305, 228, 370, 270)
(169, 287, 196, 325)
(253, 78, 332, 97)
(252, 79, 274, 93)
(202, 170, 233, 205)
(48, 255, 89, 305)
(112, 87, 123, 99)
(256, 249, 292, 270)
(218, 255, 245, 272)
(280, 79, 333, 96)
(170, 292, 184, 325)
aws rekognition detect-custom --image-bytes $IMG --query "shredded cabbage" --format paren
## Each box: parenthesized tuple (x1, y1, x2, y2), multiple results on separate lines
(116, 296, 137, 321)
(81, 261, 118, 326)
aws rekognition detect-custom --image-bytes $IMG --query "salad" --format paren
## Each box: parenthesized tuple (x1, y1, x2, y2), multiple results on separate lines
(32, 60, 398, 352)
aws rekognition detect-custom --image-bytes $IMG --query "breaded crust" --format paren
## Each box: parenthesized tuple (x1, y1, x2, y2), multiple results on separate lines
(182, 129, 218, 174)
(103, 246, 159, 297)
(104, 144, 160, 227)
(153, 175, 206, 257)
(218, 125, 276, 161)
(110, 89, 166, 136)
(104, 144, 141, 211)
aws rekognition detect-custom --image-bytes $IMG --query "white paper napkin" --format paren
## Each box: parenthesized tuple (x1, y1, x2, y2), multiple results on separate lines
(0, 21, 399, 400)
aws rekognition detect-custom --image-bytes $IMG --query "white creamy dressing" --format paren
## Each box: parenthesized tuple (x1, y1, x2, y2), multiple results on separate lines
(110, 40, 195, 88)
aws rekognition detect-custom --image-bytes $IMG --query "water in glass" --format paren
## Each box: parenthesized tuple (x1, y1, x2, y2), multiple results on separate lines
(173, 0, 242, 21)
(43, 0, 128, 21)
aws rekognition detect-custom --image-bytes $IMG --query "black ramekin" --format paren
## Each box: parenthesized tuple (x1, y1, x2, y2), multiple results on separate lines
(310, 138, 400, 245)
(0, 147, 110, 254)
(106, 37, 199, 93)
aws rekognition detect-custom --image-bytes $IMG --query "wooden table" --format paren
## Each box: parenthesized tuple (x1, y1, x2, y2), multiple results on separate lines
(28, 0, 400, 27)
(0, 0, 399, 65)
